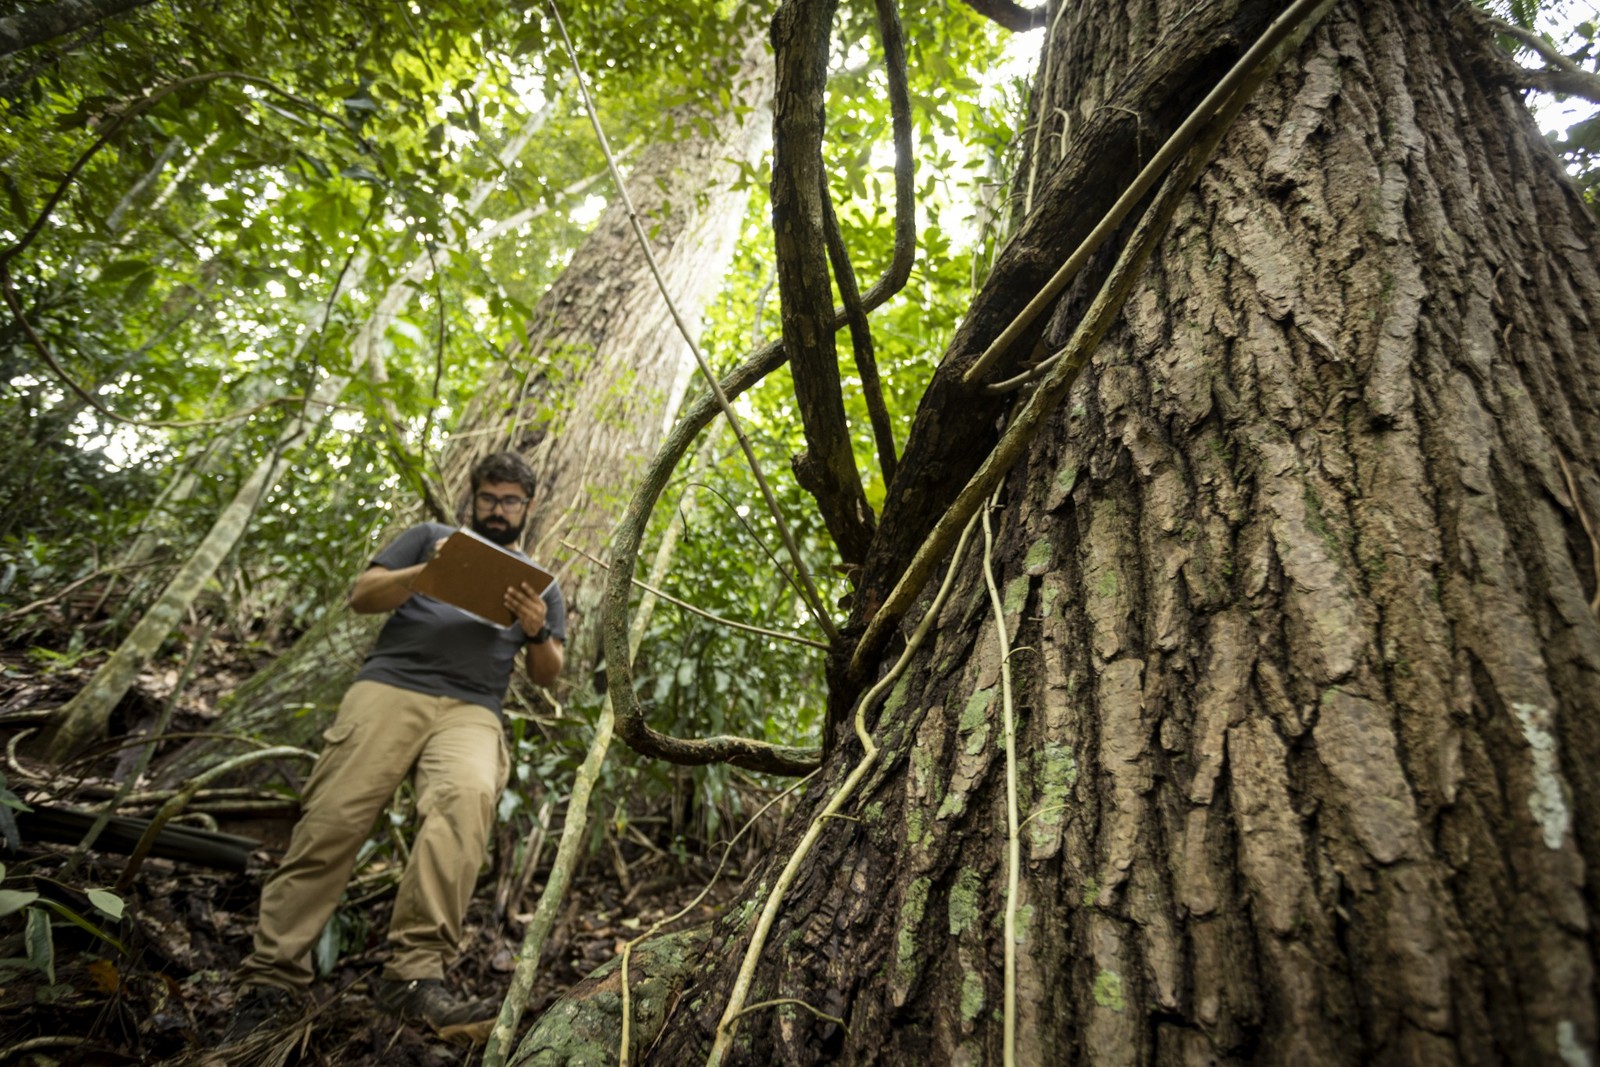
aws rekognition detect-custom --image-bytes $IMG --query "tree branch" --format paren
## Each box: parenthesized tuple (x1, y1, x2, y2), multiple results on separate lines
(802, 0, 918, 496)
(870, 0, 917, 304)
(958, 0, 1046, 33)
(1466, 7, 1600, 107)
(1480, 9, 1591, 78)
(820, 0, 916, 495)
(821, 180, 898, 490)
(772, 0, 877, 567)
(0, 265, 305, 431)
(0, 0, 156, 58)
(0, 71, 355, 272)
(1503, 66, 1600, 108)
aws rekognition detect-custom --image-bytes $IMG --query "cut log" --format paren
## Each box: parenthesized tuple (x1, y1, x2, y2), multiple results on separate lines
(5, 804, 260, 872)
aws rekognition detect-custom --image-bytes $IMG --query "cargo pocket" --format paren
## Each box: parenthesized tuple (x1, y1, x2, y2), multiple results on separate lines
(302, 719, 361, 801)
(322, 721, 357, 746)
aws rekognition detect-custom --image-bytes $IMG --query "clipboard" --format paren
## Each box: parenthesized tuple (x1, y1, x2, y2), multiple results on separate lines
(409, 528, 555, 628)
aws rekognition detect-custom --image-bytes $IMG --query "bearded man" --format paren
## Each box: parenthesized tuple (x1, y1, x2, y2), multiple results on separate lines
(229, 451, 565, 1042)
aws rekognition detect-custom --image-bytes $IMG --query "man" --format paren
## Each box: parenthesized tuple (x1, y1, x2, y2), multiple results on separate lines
(230, 451, 565, 1042)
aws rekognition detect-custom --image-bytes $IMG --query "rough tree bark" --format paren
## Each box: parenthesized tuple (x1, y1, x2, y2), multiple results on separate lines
(550, 1, 1600, 1064)
(196, 30, 776, 762)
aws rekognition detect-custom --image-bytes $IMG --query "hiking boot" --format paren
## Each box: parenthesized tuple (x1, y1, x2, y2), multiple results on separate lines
(374, 977, 500, 1043)
(222, 983, 298, 1044)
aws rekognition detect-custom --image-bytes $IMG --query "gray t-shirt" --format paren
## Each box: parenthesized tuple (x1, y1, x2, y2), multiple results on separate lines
(354, 522, 567, 715)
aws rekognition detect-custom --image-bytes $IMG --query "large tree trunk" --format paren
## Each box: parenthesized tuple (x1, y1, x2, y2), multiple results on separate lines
(589, 2, 1600, 1064)
(438, 33, 775, 673)
(201, 34, 775, 760)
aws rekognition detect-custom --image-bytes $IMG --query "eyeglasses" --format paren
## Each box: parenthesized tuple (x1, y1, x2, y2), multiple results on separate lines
(475, 492, 529, 513)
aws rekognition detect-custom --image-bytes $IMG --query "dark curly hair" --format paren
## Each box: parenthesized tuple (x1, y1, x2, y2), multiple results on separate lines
(469, 450, 537, 497)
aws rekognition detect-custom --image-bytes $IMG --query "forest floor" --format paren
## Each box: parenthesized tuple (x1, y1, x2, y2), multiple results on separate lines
(0, 644, 746, 1066)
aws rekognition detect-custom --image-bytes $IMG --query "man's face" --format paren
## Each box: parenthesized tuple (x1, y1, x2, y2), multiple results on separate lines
(470, 479, 531, 546)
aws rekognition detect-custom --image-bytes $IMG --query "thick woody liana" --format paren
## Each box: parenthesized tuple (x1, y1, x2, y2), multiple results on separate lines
(853, 0, 1339, 681)
(960, 0, 1339, 387)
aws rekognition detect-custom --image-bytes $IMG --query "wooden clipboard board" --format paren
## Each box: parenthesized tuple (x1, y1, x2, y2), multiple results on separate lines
(409, 528, 554, 628)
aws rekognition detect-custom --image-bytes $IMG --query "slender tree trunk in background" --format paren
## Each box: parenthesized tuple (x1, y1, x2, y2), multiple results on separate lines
(42, 229, 376, 760)
(95, 420, 242, 618)
(207, 33, 775, 761)
(45, 376, 344, 760)
(104, 135, 181, 235)
(616, 2, 1600, 1064)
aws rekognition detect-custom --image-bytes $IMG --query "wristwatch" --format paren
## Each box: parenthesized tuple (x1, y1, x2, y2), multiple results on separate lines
(529, 625, 552, 645)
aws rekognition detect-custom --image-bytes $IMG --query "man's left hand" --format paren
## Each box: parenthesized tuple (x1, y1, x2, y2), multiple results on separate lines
(506, 582, 548, 635)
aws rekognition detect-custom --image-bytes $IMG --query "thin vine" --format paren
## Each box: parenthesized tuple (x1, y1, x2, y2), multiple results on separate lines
(980, 492, 1022, 1066)
(616, 771, 818, 1067)
(562, 542, 830, 651)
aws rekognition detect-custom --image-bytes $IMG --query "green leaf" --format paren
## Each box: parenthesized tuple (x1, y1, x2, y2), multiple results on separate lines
(0, 889, 39, 919)
(0, 173, 28, 227)
(313, 914, 341, 975)
(34, 898, 127, 954)
(100, 259, 149, 283)
(86, 889, 125, 920)
(121, 267, 158, 306)
(25, 907, 54, 984)
(298, 151, 333, 180)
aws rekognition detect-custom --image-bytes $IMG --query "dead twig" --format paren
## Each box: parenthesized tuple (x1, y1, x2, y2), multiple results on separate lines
(0, 558, 167, 624)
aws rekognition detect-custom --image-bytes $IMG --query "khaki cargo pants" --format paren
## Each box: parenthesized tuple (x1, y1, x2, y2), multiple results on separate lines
(237, 680, 510, 991)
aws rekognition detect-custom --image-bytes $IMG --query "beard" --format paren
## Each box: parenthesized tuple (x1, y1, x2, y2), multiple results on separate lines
(470, 513, 525, 546)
